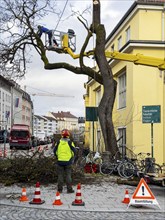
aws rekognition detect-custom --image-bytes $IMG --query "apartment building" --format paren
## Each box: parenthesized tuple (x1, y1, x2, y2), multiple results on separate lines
(0, 76, 33, 131)
(47, 111, 78, 133)
(0, 75, 13, 130)
(84, 0, 165, 165)
(34, 115, 57, 137)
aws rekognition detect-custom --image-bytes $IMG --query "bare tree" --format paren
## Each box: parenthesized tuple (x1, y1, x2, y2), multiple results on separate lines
(0, 0, 118, 157)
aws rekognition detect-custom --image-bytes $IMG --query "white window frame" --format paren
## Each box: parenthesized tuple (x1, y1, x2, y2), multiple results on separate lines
(111, 44, 115, 52)
(117, 127, 126, 157)
(125, 26, 130, 42)
(118, 71, 126, 109)
(118, 36, 122, 50)
(96, 88, 101, 107)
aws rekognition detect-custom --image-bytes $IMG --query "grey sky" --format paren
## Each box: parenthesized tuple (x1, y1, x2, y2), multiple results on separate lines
(19, 0, 134, 117)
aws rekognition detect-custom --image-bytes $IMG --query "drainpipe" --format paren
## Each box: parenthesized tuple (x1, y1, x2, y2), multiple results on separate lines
(163, 4, 165, 161)
(10, 86, 14, 127)
(162, 4, 165, 41)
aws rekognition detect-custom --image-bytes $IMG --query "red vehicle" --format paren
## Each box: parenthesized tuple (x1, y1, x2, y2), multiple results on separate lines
(9, 124, 32, 150)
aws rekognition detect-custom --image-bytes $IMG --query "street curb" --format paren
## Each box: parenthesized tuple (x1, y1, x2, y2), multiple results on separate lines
(0, 203, 163, 213)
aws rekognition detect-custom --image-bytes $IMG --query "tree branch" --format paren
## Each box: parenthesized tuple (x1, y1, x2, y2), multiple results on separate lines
(45, 62, 103, 84)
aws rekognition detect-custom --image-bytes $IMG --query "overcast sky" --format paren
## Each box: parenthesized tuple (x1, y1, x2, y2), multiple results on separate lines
(18, 0, 134, 117)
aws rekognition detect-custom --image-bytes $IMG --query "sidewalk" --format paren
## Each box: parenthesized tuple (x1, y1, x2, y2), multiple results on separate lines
(0, 176, 164, 212)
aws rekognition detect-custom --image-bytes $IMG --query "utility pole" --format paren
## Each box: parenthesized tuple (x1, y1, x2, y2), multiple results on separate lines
(4, 111, 10, 158)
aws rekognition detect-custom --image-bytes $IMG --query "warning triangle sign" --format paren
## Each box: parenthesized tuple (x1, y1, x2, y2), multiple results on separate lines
(128, 178, 160, 209)
(132, 178, 155, 199)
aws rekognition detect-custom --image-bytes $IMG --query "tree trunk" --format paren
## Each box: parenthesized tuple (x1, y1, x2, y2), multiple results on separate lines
(93, 0, 118, 158)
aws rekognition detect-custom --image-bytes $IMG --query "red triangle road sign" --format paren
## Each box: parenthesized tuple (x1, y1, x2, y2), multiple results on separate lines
(128, 178, 160, 209)
(132, 178, 155, 199)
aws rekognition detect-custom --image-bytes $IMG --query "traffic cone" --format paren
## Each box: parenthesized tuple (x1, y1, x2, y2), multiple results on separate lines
(38, 146, 43, 152)
(19, 188, 29, 202)
(0, 149, 3, 157)
(45, 145, 48, 150)
(4, 149, 7, 157)
(29, 182, 45, 204)
(122, 189, 130, 204)
(52, 191, 63, 205)
(72, 183, 85, 206)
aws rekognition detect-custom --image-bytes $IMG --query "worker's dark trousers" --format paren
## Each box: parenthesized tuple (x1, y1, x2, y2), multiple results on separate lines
(57, 164, 73, 191)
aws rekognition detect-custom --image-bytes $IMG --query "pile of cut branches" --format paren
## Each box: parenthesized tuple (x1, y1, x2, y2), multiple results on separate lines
(0, 150, 85, 186)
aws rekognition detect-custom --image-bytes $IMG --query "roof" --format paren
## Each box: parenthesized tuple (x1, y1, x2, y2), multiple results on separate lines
(42, 116, 57, 121)
(106, 0, 165, 44)
(0, 75, 14, 86)
(51, 111, 77, 119)
(34, 115, 47, 121)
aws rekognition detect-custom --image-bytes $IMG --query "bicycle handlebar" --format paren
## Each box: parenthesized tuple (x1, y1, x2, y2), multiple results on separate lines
(138, 152, 151, 156)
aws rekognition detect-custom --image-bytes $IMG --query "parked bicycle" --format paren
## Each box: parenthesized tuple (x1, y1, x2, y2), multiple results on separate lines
(121, 152, 162, 178)
(100, 151, 136, 178)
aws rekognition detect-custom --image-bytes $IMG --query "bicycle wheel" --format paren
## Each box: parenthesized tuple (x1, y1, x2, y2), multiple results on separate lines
(121, 162, 136, 178)
(146, 163, 162, 174)
(117, 163, 127, 178)
(100, 162, 114, 175)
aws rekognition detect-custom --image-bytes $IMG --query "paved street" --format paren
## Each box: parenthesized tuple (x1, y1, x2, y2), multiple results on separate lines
(0, 205, 164, 220)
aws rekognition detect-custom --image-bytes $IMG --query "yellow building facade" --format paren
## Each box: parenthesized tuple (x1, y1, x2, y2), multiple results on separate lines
(84, 1, 165, 165)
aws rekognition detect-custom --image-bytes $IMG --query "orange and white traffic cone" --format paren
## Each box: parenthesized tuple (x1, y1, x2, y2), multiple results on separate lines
(0, 149, 3, 157)
(29, 182, 45, 205)
(72, 183, 85, 206)
(38, 146, 42, 151)
(4, 149, 7, 157)
(45, 145, 48, 150)
(19, 188, 29, 202)
(52, 191, 63, 205)
(122, 189, 130, 204)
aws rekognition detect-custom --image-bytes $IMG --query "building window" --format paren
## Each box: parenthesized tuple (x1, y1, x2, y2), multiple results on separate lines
(118, 71, 126, 109)
(111, 44, 115, 52)
(125, 26, 130, 42)
(118, 36, 122, 50)
(117, 127, 126, 157)
(96, 88, 101, 107)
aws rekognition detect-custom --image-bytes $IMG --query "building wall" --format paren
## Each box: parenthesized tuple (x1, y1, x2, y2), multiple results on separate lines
(33, 114, 78, 138)
(0, 77, 13, 130)
(111, 3, 165, 164)
(0, 88, 11, 130)
(84, 1, 165, 165)
(12, 88, 22, 125)
(22, 98, 32, 127)
(139, 9, 163, 40)
(63, 117, 78, 131)
(47, 111, 79, 133)
(0, 76, 33, 132)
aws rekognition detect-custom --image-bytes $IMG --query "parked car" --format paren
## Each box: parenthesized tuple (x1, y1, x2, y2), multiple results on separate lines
(9, 124, 32, 150)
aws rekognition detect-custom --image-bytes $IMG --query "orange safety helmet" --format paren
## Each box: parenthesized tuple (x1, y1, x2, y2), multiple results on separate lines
(61, 129, 70, 138)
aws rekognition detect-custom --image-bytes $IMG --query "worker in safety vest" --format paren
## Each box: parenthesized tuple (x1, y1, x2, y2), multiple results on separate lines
(53, 129, 76, 193)
(37, 25, 58, 47)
